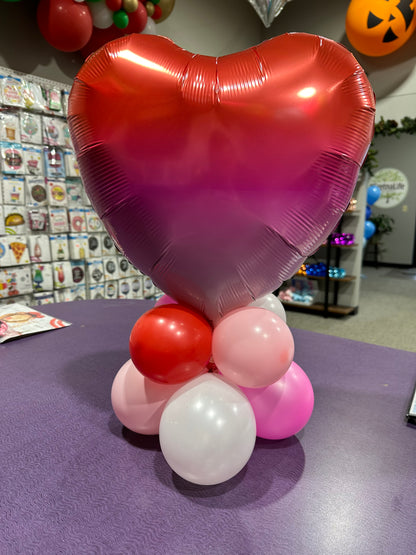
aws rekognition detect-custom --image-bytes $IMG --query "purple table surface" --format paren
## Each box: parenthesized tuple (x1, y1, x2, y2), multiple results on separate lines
(1, 300, 415, 555)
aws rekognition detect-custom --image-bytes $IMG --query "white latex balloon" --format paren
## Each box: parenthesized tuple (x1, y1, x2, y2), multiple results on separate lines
(141, 18, 157, 35)
(159, 374, 256, 485)
(249, 294, 286, 322)
(89, 1, 114, 29)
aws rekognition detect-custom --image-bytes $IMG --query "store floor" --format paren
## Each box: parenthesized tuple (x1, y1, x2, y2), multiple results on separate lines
(285, 265, 416, 353)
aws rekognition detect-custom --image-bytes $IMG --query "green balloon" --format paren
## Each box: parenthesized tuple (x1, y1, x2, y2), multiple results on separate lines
(113, 10, 129, 29)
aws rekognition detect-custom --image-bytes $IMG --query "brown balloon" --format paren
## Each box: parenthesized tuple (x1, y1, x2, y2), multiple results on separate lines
(145, 1, 155, 17)
(156, 0, 175, 23)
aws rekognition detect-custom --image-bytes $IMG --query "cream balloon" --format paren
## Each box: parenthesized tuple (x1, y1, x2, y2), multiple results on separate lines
(89, 1, 113, 29)
(141, 18, 157, 34)
(249, 294, 286, 322)
(159, 374, 256, 485)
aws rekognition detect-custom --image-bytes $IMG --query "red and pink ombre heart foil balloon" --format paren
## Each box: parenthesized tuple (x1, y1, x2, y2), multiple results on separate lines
(68, 33, 375, 322)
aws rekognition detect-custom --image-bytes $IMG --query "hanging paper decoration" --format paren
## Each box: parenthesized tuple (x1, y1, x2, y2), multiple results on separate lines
(247, 0, 292, 28)
(346, 0, 416, 56)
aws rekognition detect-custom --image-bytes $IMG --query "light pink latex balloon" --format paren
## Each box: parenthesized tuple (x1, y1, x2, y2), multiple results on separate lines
(240, 361, 314, 440)
(212, 307, 294, 388)
(111, 359, 182, 435)
(154, 295, 178, 307)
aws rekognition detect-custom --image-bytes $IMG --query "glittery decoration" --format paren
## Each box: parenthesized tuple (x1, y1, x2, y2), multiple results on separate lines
(331, 233, 355, 246)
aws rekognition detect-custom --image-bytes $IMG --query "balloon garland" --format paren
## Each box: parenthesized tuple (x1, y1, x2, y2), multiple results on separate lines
(35, 0, 175, 57)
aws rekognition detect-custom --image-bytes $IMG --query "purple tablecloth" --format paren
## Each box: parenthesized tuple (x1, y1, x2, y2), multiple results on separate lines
(1, 300, 415, 554)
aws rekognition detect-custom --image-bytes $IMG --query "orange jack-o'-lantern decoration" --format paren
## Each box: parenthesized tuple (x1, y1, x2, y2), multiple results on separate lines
(346, 0, 416, 57)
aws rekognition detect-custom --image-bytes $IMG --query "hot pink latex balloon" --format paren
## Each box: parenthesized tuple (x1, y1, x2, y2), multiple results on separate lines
(240, 361, 314, 440)
(68, 33, 375, 322)
(212, 307, 294, 388)
(111, 359, 183, 435)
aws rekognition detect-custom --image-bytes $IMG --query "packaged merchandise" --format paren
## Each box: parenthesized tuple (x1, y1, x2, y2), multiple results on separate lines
(64, 149, 79, 176)
(87, 233, 102, 258)
(28, 234, 51, 263)
(2, 176, 25, 205)
(27, 207, 49, 233)
(0, 110, 21, 142)
(143, 275, 156, 299)
(68, 233, 88, 259)
(66, 180, 84, 207)
(5, 235, 30, 265)
(0, 206, 4, 235)
(104, 280, 118, 299)
(53, 261, 72, 288)
(85, 209, 102, 232)
(0, 266, 32, 298)
(117, 256, 130, 278)
(71, 260, 86, 286)
(32, 291, 55, 305)
(0, 236, 11, 266)
(46, 178, 67, 206)
(49, 235, 69, 261)
(20, 81, 45, 112)
(49, 207, 69, 234)
(68, 208, 86, 233)
(88, 283, 105, 299)
(1, 142, 24, 174)
(20, 112, 42, 143)
(43, 146, 65, 178)
(3, 205, 27, 235)
(42, 116, 64, 145)
(23, 145, 43, 176)
(102, 233, 116, 256)
(103, 255, 119, 281)
(47, 88, 63, 114)
(54, 288, 72, 303)
(31, 263, 53, 292)
(71, 284, 87, 301)
(0, 76, 24, 108)
(25, 176, 48, 206)
(86, 259, 104, 283)
(62, 123, 73, 149)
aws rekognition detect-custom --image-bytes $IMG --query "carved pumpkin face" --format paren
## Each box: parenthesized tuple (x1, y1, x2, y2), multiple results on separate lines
(346, 0, 416, 57)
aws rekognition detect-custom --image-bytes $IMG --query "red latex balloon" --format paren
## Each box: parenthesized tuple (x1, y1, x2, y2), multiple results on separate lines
(125, 3, 148, 33)
(37, 0, 93, 52)
(129, 305, 212, 385)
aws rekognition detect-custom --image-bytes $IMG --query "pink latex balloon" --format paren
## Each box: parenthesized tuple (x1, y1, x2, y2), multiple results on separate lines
(111, 359, 183, 434)
(68, 33, 375, 322)
(240, 361, 314, 440)
(212, 307, 294, 388)
(154, 294, 177, 307)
